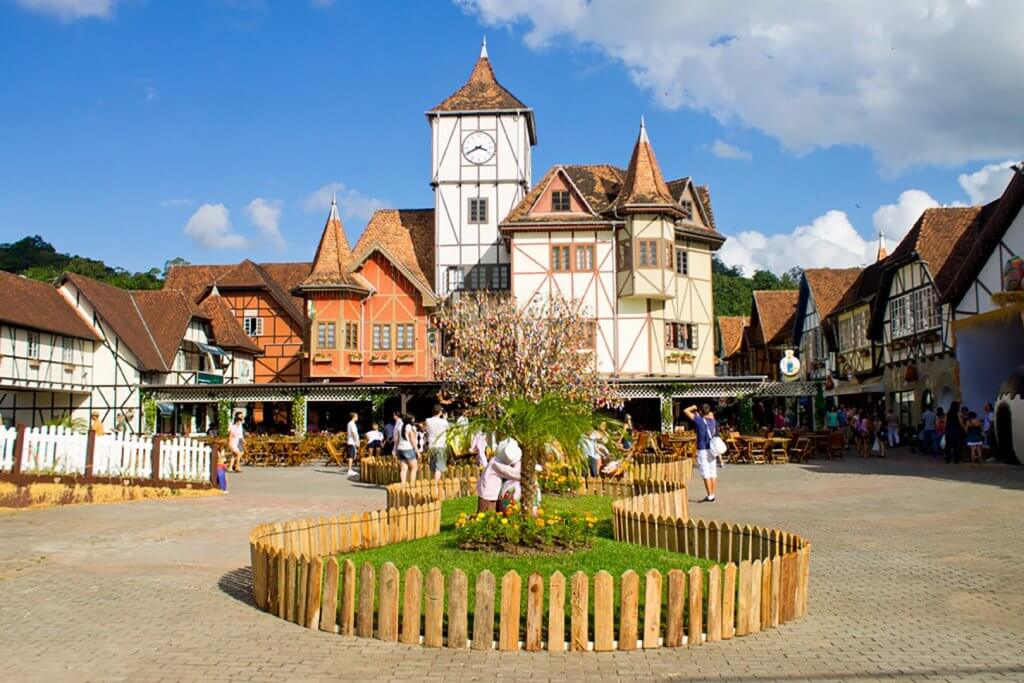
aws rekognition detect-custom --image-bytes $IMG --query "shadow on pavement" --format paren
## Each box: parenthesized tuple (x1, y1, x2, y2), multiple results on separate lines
(218, 566, 255, 607)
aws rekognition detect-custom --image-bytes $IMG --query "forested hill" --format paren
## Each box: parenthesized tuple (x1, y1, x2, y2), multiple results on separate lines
(0, 235, 185, 290)
(713, 256, 800, 317)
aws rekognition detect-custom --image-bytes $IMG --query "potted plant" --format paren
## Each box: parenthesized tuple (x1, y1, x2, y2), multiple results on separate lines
(348, 352, 364, 363)
(313, 352, 332, 363)
(395, 354, 415, 364)
(370, 354, 389, 364)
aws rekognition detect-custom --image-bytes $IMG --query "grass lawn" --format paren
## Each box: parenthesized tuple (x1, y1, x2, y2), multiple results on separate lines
(341, 495, 718, 633)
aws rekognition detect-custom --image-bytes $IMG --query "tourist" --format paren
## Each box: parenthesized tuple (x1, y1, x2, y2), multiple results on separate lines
(619, 413, 635, 453)
(365, 422, 383, 456)
(216, 451, 228, 492)
(381, 419, 395, 456)
(966, 411, 985, 465)
(390, 412, 404, 457)
(470, 430, 490, 468)
(773, 407, 788, 432)
(885, 410, 900, 448)
(477, 437, 521, 513)
(581, 430, 601, 477)
(684, 403, 719, 503)
(944, 401, 965, 464)
(921, 405, 937, 456)
(345, 412, 360, 477)
(857, 412, 871, 458)
(228, 412, 244, 473)
(425, 404, 449, 481)
(873, 412, 887, 457)
(397, 415, 419, 483)
(90, 411, 105, 436)
(983, 402, 995, 449)
(825, 405, 838, 431)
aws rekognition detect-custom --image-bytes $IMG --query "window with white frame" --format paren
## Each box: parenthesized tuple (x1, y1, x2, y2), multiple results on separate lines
(27, 331, 40, 359)
(395, 323, 415, 351)
(891, 287, 941, 338)
(61, 336, 73, 363)
(665, 322, 698, 350)
(372, 323, 392, 351)
(243, 316, 263, 337)
(674, 247, 688, 275)
(468, 197, 488, 224)
(446, 267, 464, 293)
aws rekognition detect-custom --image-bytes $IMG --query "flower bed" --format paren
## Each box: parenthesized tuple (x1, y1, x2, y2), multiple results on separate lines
(538, 460, 583, 496)
(454, 503, 596, 553)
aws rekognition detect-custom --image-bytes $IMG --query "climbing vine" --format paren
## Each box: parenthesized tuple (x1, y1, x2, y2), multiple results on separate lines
(142, 395, 157, 434)
(291, 392, 306, 436)
(217, 400, 233, 437)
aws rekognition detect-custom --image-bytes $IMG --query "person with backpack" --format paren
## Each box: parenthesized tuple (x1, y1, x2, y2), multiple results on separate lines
(684, 403, 720, 503)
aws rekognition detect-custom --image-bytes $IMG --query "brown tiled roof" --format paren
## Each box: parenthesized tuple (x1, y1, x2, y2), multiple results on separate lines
(166, 260, 309, 325)
(804, 268, 862, 320)
(718, 316, 749, 358)
(889, 206, 992, 300)
(351, 209, 437, 302)
(300, 202, 370, 291)
(431, 52, 529, 113)
(200, 295, 262, 354)
(62, 273, 167, 371)
(132, 289, 209, 369)
(612, 122, 683, 217)
(752, 290, 799, 346)
(695, 186, 717, 231)
(0, 271, 99, 341)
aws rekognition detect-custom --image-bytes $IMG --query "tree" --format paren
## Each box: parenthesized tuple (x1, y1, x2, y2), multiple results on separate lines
(434, 293, 617, 511)
(0, 235, 165, 289)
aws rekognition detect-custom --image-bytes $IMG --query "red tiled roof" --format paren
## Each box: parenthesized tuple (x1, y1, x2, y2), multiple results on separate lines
(804, 268, 862, 320)
(752, 290, 799, 346)
(430, 51, 529, 113)
(0, 271, 99, 341)
(165, 260, 309, 325)
(718, 316, 749, 358)
(132, 289, 209, 370)
(199, 295, 262, 354)
(351, 209, 437, 302)
(612, 121, 683, 217)
(300, 202, 370, 291)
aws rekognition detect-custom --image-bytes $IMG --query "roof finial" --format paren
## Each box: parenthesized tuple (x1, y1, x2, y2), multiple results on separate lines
(480, 35, 488, 59)
(876, 230, 888, 261)
(328, 192, 340, 222)
(639, 115, 649, 144)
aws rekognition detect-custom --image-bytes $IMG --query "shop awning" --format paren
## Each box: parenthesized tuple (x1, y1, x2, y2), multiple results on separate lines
(192, 341, 227, 357)
(827, 375, 885, 396)
(156, 402, 175, 416)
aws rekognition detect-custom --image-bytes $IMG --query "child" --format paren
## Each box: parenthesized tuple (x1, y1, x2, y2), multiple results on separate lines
(365, 423, 383, 454)
(966, 411, 984, 465)
(216, 452, 228, 492)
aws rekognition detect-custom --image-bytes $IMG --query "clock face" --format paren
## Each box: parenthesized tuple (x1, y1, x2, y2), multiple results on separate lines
(462, 131, 495, 164)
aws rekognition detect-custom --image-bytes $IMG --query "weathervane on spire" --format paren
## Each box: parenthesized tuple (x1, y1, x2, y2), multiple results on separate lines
(877, 230, 888, 261)
(639, 114, 649, 144)
(481, 36, 488, 59)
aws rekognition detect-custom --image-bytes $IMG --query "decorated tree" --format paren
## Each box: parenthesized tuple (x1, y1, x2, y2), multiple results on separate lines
(434, 293, 618, 510)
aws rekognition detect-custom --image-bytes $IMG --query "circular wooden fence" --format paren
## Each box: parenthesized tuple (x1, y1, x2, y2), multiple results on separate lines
(248, 457, 810, 652)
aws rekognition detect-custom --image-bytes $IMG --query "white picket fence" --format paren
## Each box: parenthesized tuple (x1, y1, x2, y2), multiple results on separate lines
(0, 426, 212, 483)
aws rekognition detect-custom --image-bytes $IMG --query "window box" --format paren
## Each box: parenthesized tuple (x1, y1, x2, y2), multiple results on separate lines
(370, 354, 389, 365)
(64, 364, 76, 372)
(348, 353, 364, 363)
(666, 351, 695, 363)
(28, 361, 40, 369)
(313, 353, 332, 363)
(395, 354, 415, 365)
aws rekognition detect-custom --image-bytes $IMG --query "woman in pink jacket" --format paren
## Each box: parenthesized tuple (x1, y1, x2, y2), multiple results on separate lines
(476, 438, 521, 513)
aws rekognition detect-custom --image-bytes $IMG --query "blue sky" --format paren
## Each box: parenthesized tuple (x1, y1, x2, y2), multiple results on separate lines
(1, 0, 1021, 275)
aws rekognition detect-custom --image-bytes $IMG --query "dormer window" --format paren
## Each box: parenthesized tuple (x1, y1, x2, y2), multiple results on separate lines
(551, 191, 571, 212)
(680, 199, 693, 218)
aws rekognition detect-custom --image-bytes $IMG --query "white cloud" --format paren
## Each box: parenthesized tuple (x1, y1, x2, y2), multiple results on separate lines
(872, 189, 941, 244)
(709, 139, 751, 161)
(719, 210, 876, 276)
(463, 0, 1024, 171)
(160, 198, 194, 208)
(246, 198, 286, 251)
(958, 160, 1017, 204)
(302, 182, 388, 222)
(184, 204, 248, 250)
(16, 0, 117, 21)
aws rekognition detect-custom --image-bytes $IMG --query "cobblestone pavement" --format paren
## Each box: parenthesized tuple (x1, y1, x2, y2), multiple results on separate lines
(3, 451, 1024, 682)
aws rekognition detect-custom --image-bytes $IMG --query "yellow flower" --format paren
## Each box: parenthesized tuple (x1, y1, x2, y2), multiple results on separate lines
(536, 518, 545, 528)
(501, 518, 509, 525)
(536, 508, 544, 517)
(477, 512, 485, 520)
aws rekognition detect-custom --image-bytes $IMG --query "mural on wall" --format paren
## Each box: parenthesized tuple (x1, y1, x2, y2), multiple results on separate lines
(994, 364, 1024, 465)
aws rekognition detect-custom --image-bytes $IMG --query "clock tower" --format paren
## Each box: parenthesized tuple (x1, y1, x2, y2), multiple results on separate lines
(427, 39, 536, 297)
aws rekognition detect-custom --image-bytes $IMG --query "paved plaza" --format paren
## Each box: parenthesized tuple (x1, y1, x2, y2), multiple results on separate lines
(3, 452, 1024, 682)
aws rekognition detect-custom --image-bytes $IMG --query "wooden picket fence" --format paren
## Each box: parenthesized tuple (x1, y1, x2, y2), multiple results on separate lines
(249, 449, 811, 652)
(359, 456, 479, 486)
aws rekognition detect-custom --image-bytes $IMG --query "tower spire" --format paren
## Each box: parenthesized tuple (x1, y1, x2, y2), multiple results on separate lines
(329, 192, 339, 223)
(876, 230, 888, 261)
(639, 115, 649, 144)
(480, 36, 488, 59)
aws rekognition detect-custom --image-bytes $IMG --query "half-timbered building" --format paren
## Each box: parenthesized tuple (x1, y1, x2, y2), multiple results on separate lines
(792, 268, 861, 382)
(0, 271, 100, 428)
(742, 290, 799, 381)
(947, 164, 1024, 458)
(715, 315, 749, 376)
(870, 205, 995, 425)
(501, 119, 725, 379)
(824, 259, 888, 403)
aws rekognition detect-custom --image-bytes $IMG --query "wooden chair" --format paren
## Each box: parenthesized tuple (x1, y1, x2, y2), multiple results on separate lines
(747, 438, 768, 464)
(324, 440, 345, 467)
(792, 437, 813, 463)
(771, 438, 790, 463)
(826, 431, 844, 460)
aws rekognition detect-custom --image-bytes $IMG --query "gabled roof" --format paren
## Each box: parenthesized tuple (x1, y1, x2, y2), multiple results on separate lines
(611, 119, 684, 218)
(428, 41, 536, 143)
(718, 316, 749, 359)
(351, 209, 437, 305)
(132, 289, 210, 369)
(199, 295, 262, 354)
(300, 199, 371, 292)
(0, 271, 100, 341)
(947, 164, 1024, 306)
(804, 268, 862, 320)
(61, 273, 172, 371)
(833, 258, 888, 317)
(166, 259, 309, 326)
(751, 290, 799, 346)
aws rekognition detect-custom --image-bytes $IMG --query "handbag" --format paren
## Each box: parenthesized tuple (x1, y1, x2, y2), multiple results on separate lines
(871, 436, 880, 453)
(710, 435, 728, 456)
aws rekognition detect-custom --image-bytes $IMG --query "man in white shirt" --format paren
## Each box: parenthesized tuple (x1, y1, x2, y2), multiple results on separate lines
(346, 412, 360, 477)
(424, 405, 449, 481)
(391, 412, 404, 458)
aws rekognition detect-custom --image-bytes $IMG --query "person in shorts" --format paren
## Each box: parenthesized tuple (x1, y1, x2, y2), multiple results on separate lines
(345, 412, 359, 477)
(396, 415, 419, 483)
(425, 405, 449, 480)
(684, 403, 718, 502)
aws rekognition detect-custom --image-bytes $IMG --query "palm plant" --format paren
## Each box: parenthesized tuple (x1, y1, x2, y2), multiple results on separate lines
(459, 394, 615, 512)
(43, 414, 88, 433)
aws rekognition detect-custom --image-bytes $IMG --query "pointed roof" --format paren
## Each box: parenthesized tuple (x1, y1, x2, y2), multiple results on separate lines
(350, 209, 437, 305)
(165, 261, 311, 323)
(0, 271, 100, 341)
(876, 232, 888, 261)
(300, 198, 370, 292)
(612, 118, 686, 218)
(199, 295, 263, 354)
(751, 290, 800, 346)
(718, 316, 749, 359)
(803, 268, 863, 321)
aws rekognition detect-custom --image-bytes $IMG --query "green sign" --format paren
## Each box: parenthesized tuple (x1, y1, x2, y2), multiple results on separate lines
(198, 372, 224, 385)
